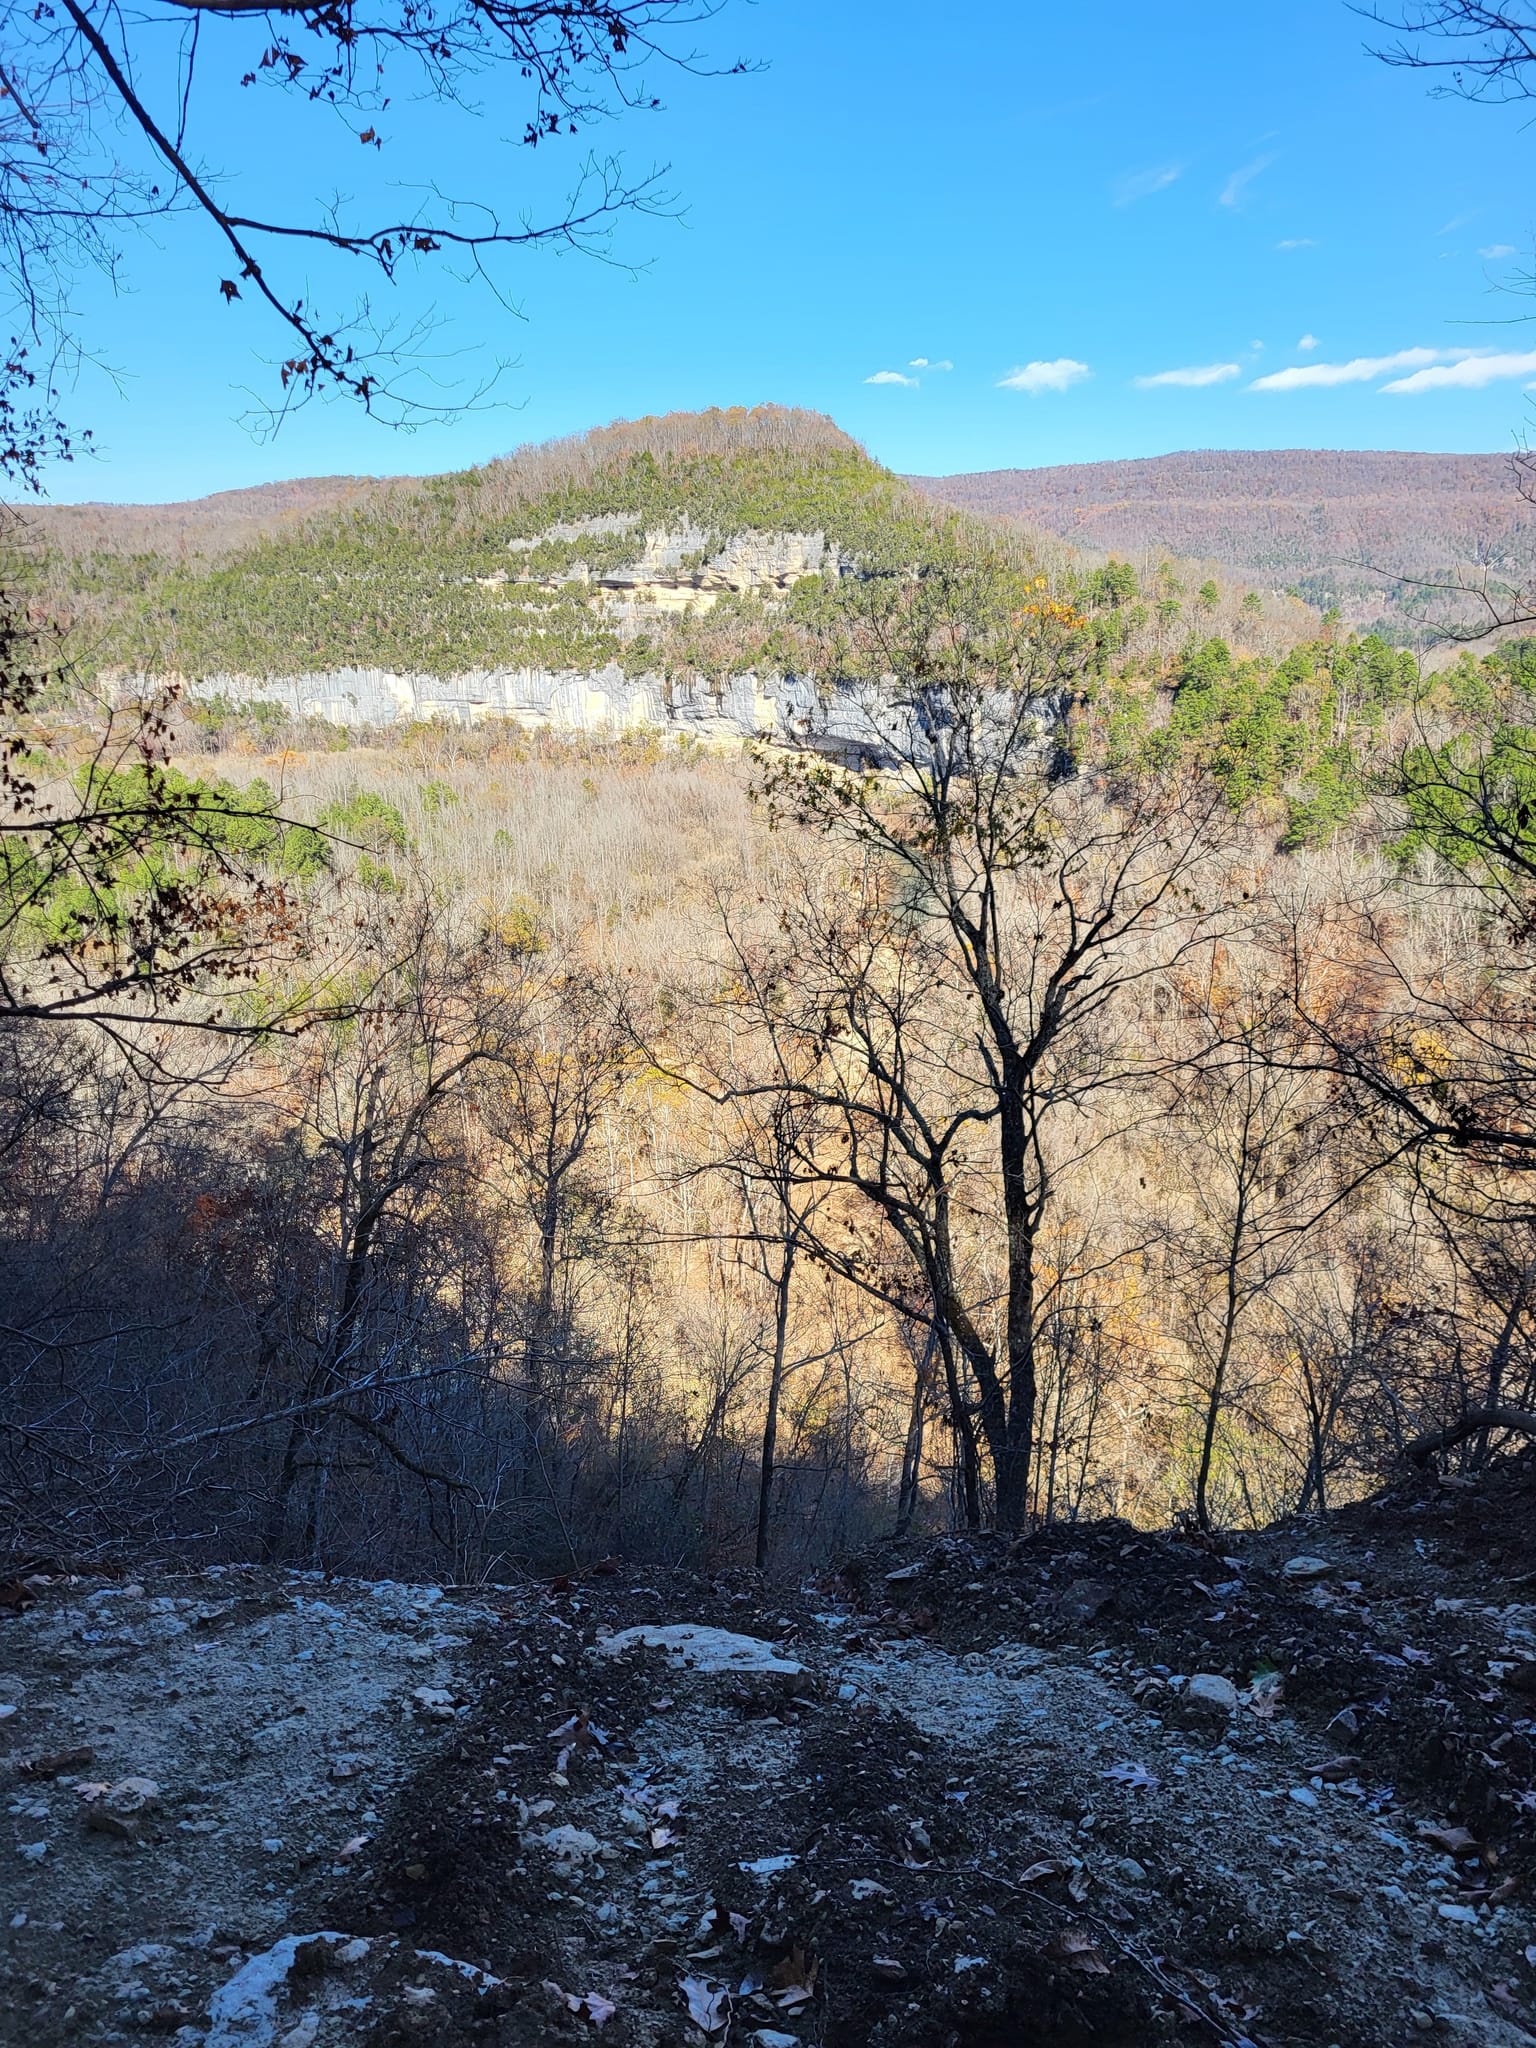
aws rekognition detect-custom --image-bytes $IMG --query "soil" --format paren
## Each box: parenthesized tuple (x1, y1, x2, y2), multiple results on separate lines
(7, 1460, 1536, 2047)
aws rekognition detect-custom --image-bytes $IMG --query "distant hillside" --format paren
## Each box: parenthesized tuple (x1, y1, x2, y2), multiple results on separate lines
(5, 409, 1313, 707)
(24, 474, 398, 560)
(909, 449, 1536, 640)
(8, 408, 983, 686)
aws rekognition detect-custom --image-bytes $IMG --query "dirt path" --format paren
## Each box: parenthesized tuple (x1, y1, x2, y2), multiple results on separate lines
(6, 1484, 1536, 2048)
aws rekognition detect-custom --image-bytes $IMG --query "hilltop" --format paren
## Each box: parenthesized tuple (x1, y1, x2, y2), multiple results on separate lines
(6, 408, 1308, 730)
(909, 448, 1534, 639)
(14, 408, 951, 688)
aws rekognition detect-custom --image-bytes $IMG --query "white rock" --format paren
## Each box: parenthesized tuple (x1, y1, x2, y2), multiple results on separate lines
(1288, 1786, 1319, 1809)
(540, 1825, 603, 1863)
(1185, 1673, 1239, 1714)
(1282, 1556, 1335, 1581)
(207, 1932, 349, 2048)
(596, 1624, 802, 1678)
(1437, 1901, 1479, 1924)
(16, 1841, 47, 1863)
(413, 1950, 503, 1991)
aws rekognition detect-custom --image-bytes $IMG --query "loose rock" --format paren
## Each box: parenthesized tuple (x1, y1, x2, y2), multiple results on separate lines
(85, 1776, 161, 1839)
(1282, 1556, 1335, 1581)
(1185, 1672, 1239, 1714)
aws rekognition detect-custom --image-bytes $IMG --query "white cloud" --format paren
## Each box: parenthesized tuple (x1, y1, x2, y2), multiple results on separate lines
(865, 370, 918, 388)
(1298, 333, 1319, 351)
(1480, 243, 1517, 259)
(1250, 347, 1453, 392)
(1247, 344, 1536, 395)
(909, 357, 953, 371)
(1114, 165, 1181, 206)
(1220, 154, 1276, 207)
(1383, 349, 1536, 392)
(1134, 362, 1242, 389)
(1277, 237, 1317, 250)
(997, 358, 1092, 395)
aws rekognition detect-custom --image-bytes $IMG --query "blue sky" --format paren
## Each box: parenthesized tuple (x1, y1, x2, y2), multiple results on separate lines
(46, 0, 1536, 500)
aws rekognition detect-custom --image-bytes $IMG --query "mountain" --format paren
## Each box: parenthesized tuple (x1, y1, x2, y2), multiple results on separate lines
(908, 448, 1536, 639)
(6, 410, 1314, 740)
(5, 408, 1056, 701)
(23, 473, 396, 559)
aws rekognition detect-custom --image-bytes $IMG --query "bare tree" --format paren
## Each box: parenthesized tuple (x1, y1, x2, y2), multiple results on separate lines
(1163, 971, 1344, 1530)
(474, 962, 632, 1528)
(749, 561, 1236, 1528)
(257, 888, 535, 1561)
(0, 0, 746, 462)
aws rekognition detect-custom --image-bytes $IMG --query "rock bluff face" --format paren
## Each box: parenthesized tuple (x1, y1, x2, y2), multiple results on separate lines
(172, 523, 866, 748)
(163, 522, 1062, 763)
(182, 662, 821, 745)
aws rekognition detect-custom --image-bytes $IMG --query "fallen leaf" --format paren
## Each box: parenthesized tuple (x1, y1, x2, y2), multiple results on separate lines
(1488, 1982, 1528, 2022)
(679, 1975, 729, 2033)
(769, 1945, 818, 2006)
(1420, 1825, 1479, 1858)
(1046, 1928, 1110, 1976)
(1102, 1761, 1159, 1791)
(1019, 1858, 1074, 1884)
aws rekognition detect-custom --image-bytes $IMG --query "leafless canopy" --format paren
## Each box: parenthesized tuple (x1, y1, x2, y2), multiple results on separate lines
(1364, 3, 1536, 99)
(0, 0, 744, 476)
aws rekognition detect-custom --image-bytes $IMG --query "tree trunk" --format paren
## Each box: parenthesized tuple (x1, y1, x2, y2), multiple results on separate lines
(1194, 1189, 1247, 1533)
(936, 1321, 981, 1530)
(755, 1234, 796, 1573)
(996, 1074, 1037, 1533)
(1405, 1403, 1536, 1465)
(895, 1325, 936, 1537)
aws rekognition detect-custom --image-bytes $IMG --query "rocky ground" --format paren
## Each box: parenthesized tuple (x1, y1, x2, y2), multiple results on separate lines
(8, 1460, 1536, 2047)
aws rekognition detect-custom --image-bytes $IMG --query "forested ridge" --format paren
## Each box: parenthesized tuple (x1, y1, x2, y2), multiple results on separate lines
(12, 407, 1314, 686)
(912, 448, 1536, 641)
